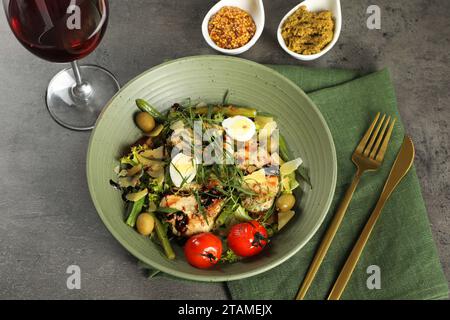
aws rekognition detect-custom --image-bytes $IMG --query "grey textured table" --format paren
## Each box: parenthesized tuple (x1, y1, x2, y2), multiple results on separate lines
(0, 0, 449, 299)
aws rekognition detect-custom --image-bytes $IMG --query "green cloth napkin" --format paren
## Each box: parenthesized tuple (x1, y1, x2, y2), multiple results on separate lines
(226, 65, 449, 300)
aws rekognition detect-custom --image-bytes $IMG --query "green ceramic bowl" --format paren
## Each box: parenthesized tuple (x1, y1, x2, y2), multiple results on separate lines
(87, 56, 336, 282)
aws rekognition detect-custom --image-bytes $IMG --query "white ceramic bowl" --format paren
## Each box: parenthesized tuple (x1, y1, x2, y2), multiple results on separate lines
(202, 0, 265, 55)
(277, 0, 342, 61)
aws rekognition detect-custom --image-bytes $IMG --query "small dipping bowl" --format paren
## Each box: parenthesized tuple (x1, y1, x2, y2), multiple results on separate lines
(277, 0, 342, 61)
(202, 0, 265, 55)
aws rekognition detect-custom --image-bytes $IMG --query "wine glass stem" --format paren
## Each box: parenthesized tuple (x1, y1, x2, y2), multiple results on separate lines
(70, 61, 93, 101)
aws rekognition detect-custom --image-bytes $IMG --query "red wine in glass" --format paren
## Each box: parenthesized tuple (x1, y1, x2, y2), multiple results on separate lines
(3, 0, 120, 130)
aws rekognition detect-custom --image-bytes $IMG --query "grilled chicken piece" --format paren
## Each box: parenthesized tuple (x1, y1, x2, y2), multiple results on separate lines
(160, 194, 224, 237)
(169, 127, 193, 151)
(241, 175, 279, 214)
(234, 144, 272, 172)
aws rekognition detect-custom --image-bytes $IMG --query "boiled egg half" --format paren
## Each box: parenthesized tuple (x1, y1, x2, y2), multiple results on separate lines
(222, 116, 256, 142)
(170, 153, 197, 187)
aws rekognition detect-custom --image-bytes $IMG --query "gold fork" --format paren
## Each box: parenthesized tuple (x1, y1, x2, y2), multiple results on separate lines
(296, 113, 396, 300)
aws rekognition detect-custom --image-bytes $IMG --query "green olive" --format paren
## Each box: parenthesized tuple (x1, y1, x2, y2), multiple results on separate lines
(135, 112, 156, 133)
(136, 213, 155, 236)
(276, 194, 296, 212)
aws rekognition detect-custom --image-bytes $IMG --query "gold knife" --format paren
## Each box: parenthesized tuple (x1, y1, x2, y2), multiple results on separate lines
(327, 136, 415, 300)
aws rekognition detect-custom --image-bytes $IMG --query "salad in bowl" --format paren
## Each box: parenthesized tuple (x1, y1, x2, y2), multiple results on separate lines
(110, 97, 307, 269)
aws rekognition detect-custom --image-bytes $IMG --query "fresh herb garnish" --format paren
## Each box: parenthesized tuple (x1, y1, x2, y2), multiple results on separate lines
(220, 249, 241, 264)
(194, 190, 209, 225)
(222, 89, 230, 106)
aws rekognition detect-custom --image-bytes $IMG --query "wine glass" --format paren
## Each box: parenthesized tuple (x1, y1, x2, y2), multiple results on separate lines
(3, 0, 120, 131)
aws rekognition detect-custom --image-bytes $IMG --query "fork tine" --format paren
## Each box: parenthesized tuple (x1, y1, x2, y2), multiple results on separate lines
(363, 114, 386, 157)
(356, 113, 380, 154)
(370, 116, 391, 159)
(375, 118, 396, 162)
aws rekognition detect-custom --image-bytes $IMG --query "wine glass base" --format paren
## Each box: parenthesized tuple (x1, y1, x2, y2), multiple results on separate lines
(46, 65, 120, 131)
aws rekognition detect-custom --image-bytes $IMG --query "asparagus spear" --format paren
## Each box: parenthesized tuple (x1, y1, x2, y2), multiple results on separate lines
(149, 212, 175, 260)
(194, 105, 257, 118)
(136, 99, 166, 121)
(279, 134, 291, 163)
(125, 197, 145, 227)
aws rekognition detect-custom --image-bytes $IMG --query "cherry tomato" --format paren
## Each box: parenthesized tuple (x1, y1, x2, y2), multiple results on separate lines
(227, 221, 268, 257)
(184, 232, 223, 269)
